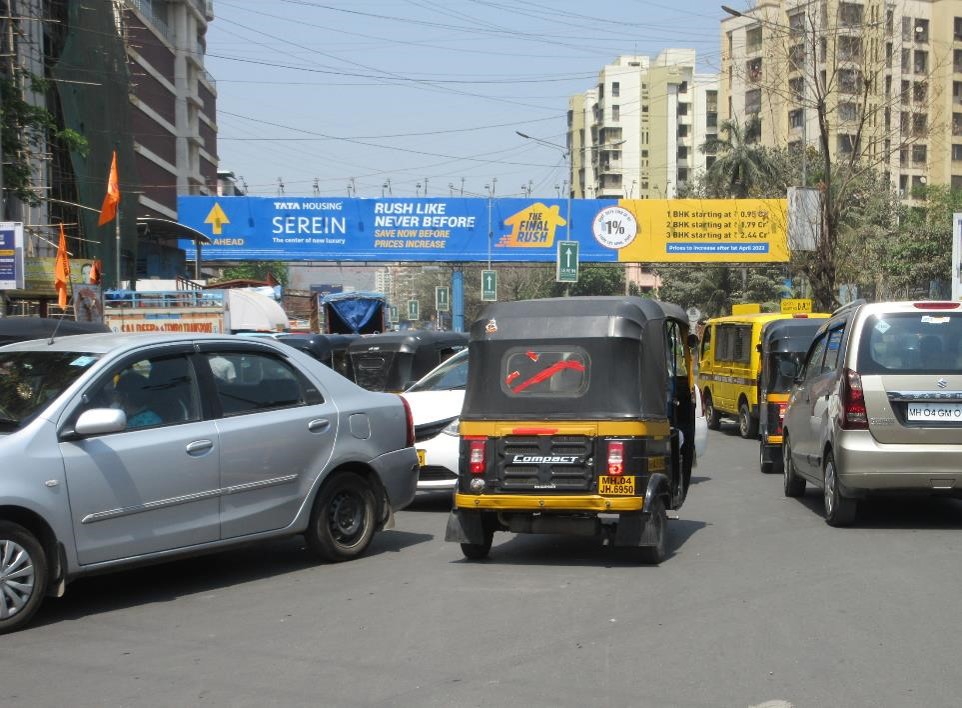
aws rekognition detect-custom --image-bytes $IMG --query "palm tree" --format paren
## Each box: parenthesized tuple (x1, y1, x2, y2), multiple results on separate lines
(701, 117, 778, 198)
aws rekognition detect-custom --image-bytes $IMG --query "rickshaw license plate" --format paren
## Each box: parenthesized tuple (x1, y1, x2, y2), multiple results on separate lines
(417, 449, 426, 466)
(598, 475, 635, 495)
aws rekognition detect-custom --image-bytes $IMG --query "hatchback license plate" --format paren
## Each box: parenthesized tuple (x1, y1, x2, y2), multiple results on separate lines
(906, 403, 962, 422)
(598, 475, 635, 495)
(417, 449, 426, 466)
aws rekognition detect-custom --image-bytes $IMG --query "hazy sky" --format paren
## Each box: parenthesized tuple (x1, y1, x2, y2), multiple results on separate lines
(206, 0, 734, 199)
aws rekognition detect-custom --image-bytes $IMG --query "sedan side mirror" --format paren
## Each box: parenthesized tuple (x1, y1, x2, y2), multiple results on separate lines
(74, 408, 127, 437)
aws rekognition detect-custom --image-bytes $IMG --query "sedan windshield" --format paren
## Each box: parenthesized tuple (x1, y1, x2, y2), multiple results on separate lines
(0, 351, 101, 429)
(406, 350, 468, 392)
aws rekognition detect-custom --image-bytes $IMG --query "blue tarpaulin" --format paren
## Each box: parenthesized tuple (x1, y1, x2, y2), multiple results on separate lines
(322, 291, 385, 334)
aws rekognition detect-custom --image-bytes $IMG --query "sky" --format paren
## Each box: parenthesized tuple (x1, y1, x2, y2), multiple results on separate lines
(206, 0, 735, 200)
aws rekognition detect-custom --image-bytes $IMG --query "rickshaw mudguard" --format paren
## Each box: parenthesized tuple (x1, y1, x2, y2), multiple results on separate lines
(445, 508, 486, 545)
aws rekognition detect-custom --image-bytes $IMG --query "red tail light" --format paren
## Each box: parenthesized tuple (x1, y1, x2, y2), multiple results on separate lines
(913, 302, 959, 310)
(467, 438, 486, 474)
(839, 368, 868, 430)
(607, 440, 624, 476)
(400, 395, 415, 447)
(775, 402, 787, 435)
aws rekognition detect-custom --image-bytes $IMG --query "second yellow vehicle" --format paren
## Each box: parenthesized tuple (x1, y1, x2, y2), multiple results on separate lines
(697, 311, 828, 439)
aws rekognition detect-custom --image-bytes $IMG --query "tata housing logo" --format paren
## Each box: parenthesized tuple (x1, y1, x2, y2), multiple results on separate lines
(497, 203, 567, 248)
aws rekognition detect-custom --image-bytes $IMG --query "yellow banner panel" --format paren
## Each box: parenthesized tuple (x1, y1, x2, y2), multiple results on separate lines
(615, 198, 789, 263)
(781, 298, 813, 313)
(731, 303, 762, 315)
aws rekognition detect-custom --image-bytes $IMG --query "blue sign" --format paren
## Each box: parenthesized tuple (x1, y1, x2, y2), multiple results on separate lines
(177, 196, 622, 263)
(0, 222, 24, 290)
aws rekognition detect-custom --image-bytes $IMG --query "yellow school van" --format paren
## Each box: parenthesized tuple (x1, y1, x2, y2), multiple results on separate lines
(696, 312, 827, 439)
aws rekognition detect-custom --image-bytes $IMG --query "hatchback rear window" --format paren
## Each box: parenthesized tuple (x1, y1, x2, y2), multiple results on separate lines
(858, 313, 962, 374)
(501, 347, 589, 397)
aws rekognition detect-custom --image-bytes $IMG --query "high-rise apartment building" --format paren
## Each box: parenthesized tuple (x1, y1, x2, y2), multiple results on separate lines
(720, 0, 962, 199)
(125, 0, 219, 219)
(568, 51, 719, 199)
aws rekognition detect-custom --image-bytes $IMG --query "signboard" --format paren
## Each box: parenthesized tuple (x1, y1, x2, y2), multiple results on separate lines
(731, 303, 762, 315)
(0, 222, 25, 290)
(388, 304, 399, 324)
(407, 299, 419, 321)
(556, 240, 579, 283)
(781, 298, 813, 313)
(104, 309, 227, 333)
(435, 286, 450, 312)
(481, 269, 497, 301)
(72, 284, 103, 323)
(177, 197, 789, 264)
(20, 256, 99, 296)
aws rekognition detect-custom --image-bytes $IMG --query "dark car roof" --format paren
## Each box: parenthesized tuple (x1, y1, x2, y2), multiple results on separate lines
(348, 330, 468, 354)
(762, 317, 828, 352)
(0, 317, 110, 345)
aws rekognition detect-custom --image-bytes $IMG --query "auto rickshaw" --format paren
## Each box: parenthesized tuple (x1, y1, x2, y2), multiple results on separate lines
(757, 314, 828, 473)
(444, 296, 696, 564)
(276, 333, 358, 380)
(348, 330, 468, 392)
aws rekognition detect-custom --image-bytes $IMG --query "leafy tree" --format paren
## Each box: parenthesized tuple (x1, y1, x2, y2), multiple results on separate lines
(700, 117, 780, 198)
(217, 261, 290, 286)
(1, 75, 88, 206)
(657, 264, 789, 317)
(550, 264, 625, 297)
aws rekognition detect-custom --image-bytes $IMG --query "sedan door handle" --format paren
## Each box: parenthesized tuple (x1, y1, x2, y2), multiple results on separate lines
(185, 439, 214, 455)
(308, 419, 331, 433)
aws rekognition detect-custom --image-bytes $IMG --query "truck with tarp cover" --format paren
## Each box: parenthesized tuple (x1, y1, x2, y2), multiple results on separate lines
(319, 291, 386, 335)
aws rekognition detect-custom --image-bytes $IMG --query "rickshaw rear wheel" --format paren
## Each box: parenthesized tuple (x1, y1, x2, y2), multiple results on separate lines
(638, 497, 667, 565)
(460, 532, 493, 560)
(704, 390, 721, 430)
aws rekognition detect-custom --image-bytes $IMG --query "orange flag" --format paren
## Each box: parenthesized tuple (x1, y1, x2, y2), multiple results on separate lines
(98, 151, 120, 226)
(89, 259, 101, 285)
(54, 224, 71, 308)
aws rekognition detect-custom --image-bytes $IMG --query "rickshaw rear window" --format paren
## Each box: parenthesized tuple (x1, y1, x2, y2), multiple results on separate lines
(501, 347, 589, 397)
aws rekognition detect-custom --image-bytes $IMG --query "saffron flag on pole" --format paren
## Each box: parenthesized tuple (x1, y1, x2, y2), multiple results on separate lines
(54, 224, 71, 308)
(98, 150, 120, 226)
(89, 259, 102, 285)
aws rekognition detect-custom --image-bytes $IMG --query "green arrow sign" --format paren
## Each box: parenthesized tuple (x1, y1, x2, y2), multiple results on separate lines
(556, 240, 579, 283)
(481, 269, 497, 301)
(435, 286, 450, 312)
(388, 305, 399, 323)
(407, 299, 419, 320)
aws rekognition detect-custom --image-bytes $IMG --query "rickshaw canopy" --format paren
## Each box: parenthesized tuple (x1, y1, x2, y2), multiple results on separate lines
(463, 296, 690, 421)
(348, 330, 468, 392)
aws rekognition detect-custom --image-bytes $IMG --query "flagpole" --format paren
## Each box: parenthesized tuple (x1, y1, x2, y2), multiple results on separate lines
(115, 204, 121, 289)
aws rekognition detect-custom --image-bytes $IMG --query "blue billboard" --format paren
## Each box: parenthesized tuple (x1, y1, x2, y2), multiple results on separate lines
(177, 196, 621, 263)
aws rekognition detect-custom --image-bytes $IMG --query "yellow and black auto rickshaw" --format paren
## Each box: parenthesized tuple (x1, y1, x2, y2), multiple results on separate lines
(757, 314, 828, 474)
(444, 297, 696, 564)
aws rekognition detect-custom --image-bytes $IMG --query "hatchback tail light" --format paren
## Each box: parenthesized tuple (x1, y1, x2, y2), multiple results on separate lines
(839, 368, 869, 430)
(400, 395, 415, 447)
(607, 440, 624, 476)
(912, 302, 960, 310)
(466, 437, 486, 474)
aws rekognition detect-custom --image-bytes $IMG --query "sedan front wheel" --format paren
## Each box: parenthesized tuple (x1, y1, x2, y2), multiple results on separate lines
(0, 521, 48, 635)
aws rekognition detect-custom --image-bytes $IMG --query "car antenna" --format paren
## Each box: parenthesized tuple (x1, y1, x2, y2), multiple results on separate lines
(47, 314, 66, 345)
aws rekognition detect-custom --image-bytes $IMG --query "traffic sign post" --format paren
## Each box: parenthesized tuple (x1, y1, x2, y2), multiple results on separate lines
(556, 240, 579, 283)
(481, 269, 497, 301)
(407, 300, 419, 321)
(435, 286, 450, 312)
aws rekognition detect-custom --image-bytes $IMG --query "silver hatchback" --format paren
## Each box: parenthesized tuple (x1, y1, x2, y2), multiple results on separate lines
(0, 332, 418, 633)
(782, 301, 962, 525)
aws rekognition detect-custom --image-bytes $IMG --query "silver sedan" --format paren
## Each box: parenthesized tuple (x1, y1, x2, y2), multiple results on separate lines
(0, 332, 418, 633)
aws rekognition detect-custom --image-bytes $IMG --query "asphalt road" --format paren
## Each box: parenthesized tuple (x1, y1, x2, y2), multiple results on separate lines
(3, 425, 962, 707)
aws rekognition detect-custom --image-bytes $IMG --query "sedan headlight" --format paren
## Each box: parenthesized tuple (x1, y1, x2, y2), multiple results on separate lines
(441, 418, 460, 436)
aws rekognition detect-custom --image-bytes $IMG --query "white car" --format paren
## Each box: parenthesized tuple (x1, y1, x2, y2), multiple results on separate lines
(401, 349, 467, 491)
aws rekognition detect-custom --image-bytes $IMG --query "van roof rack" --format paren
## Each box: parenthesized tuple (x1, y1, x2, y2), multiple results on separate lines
(830, 298, 866, 317)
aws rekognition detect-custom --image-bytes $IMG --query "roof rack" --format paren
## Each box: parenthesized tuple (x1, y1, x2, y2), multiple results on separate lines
(830, 298, 866, 317)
